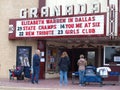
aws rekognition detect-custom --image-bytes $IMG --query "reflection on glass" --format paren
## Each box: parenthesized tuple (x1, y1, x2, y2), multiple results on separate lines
(87, 51, 95, 66)
(104, 46, 120, 65)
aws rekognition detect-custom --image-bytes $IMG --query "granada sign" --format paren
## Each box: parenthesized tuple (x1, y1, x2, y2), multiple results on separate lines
(20, 3, 101, 18)
(15, 14, 105, 38)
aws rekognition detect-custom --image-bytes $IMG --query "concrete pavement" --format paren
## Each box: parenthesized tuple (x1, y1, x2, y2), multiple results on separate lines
(0, 78, 120, 90)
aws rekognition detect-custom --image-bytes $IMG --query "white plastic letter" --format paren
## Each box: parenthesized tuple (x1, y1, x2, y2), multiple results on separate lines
(77, 4, 87, 14)
(41, 6, 49, 17)
(65, 5, 74, 15)
(30, 8, 38, 18)
(92, 3, 101, 13)
(20, 8, 28, 18)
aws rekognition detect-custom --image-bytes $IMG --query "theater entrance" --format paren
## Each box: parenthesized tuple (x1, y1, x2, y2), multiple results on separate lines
(67, 48, 97, 73)
(41, 40, 100, 79)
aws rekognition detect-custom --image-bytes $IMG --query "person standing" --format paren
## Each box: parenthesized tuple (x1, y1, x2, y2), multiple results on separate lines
(31, 49, 41, 84)
(58, 51, 70, 86)
(77, 54, 87, 86)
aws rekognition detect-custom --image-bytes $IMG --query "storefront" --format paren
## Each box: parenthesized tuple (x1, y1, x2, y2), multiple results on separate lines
(8, 0, 120, 79)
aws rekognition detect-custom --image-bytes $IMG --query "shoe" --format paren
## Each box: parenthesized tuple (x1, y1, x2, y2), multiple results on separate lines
(82, 84, 85, 86)
(79, 84, 85, 86)
(35, 81, 38, 84)
(31, 81, 34, 84)
(59, 84, 62, 87)
(64, 84, 68, 86)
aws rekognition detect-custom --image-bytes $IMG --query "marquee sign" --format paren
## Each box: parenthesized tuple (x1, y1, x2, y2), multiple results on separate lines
(9, 13, 106, 39)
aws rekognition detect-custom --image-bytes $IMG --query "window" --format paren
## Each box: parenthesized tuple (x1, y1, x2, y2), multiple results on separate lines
(104, 46, 120, 66)
(16, 46, 32, 67)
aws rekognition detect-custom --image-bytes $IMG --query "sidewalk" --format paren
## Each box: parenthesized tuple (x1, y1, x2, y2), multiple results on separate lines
(0, 78, 120, 90)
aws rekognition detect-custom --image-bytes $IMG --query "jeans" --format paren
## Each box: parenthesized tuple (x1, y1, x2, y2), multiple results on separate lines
(79, 70, 85, 84)
(59, 70, 68, 85)
(31, 66, 40, 83)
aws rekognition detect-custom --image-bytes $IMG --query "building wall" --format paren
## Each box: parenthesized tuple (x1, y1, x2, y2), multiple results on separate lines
(0, 0, 119, 78)
(0, 0, 38, 78)
(46, 0, 108, 13)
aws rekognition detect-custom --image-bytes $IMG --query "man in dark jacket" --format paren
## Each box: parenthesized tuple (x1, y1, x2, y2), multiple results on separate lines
(31, 49, 41, 84)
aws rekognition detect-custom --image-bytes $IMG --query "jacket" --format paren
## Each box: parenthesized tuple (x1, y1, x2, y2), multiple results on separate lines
(77, 58, 87, 70)
(58, 56, 70, 71)
(33, 54, 40, 67)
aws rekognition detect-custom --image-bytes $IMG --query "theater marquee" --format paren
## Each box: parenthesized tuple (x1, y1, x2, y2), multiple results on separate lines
(9, 13, 106, 39)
